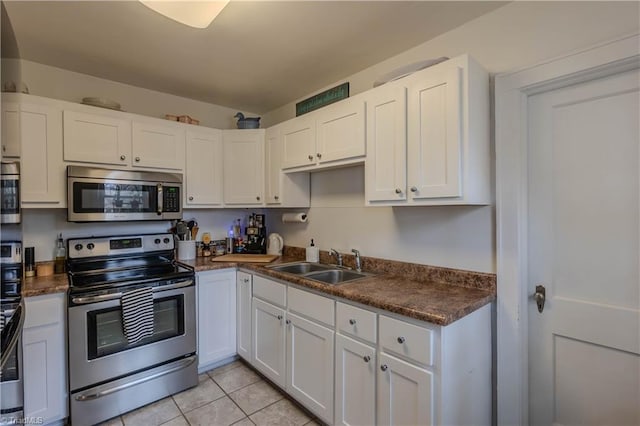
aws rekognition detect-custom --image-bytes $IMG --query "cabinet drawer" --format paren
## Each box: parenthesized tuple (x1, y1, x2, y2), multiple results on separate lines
(336, 302, 377, 344)
(24, 293, 65, 329)
(379, 315, 433, 366)
(253, 275, 286, 308)
(288, 287, 334, 326)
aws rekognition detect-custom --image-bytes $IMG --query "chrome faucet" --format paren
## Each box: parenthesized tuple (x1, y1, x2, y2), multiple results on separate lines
(330, 248, 343, 267)
(351, 249, 361, 272)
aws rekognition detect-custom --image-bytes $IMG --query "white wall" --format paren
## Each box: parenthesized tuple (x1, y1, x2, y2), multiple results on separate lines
(22, 208, 257, 262)
(1, 59, 254, 129)
(264, 1, 640, 274)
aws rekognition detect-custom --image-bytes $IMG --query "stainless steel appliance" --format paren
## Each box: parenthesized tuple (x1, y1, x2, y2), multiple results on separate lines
(0, 241, 22, 265)
(1, 162, 20, 224)
(67, 166, 183, 222)
(1, 247, 24, 426)
(66, 233, 197, 426)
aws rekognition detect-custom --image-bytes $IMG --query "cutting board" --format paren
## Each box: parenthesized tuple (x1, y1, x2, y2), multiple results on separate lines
(210, 254, 279, 263)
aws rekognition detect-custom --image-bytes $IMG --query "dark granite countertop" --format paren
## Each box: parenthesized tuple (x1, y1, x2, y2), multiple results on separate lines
(22, 250, 496, 326)
(182, 253, 495, 326)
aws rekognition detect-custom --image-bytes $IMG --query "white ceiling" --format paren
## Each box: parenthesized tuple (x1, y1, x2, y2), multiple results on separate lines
(1, 1, 507, 113)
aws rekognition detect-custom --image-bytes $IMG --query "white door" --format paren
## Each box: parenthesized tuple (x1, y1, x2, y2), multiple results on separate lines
(286, 312, 334, 424)
(132, 122, 184, 170)
(527, 69, 640, 425)
(252, 297, 286, 388)
(185, 129, 223, 206)
(2, 101, 20, 157)
(265, 126, 282, 205)
(223, 129, 264, 205)
(197, 270, 237, 369)
(281, 115, 315, 169)
(236, 272, 252, 361)
(335, 334, 376, 426)
(315, 98, 365, 164)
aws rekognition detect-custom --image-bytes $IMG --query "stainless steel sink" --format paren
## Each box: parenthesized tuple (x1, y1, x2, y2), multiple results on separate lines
(267, 261, 373, 285)
(268, 262, 333, 275)
(304, 269, 370, 284)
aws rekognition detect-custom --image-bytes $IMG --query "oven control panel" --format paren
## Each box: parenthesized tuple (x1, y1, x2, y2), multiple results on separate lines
(68, 234, 175, 259)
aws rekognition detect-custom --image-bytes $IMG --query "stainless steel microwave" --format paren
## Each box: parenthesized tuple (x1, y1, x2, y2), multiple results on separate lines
(67, 166, 182, 222)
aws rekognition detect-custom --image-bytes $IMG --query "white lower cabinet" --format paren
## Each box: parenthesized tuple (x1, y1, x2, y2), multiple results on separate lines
(236, 271, 252, 361)
(335, 334, 376, 426)
(252, 297, 287, 388)
(22, 293, 68, 424)
(197, 269, 237, 371)
(377, 352, 434, 426)
(287, 312, 334, 424)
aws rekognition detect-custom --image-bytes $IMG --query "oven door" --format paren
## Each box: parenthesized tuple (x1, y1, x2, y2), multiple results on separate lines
(68, 281, 196, 391)
(1, 335, 23, 422)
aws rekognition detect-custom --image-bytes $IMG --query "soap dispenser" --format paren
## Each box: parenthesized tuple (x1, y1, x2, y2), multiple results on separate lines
(306, 239, 319, 262)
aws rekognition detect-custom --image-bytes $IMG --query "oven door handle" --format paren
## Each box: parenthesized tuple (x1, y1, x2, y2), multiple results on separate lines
(70, 279, 194, 305)
(74, 355, 197, 402)
(0, 300, 25, 370)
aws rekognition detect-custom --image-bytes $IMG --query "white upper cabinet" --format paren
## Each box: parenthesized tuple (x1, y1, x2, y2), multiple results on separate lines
(132, 121, 185, 170)
(281, 114, 315, 169)
(63, 110, 132, 167)
(365, 54, 490, 205)
(280, 96, 366, 172)
(265, 125, 310, 207)
(223, 129, 265, 206)
(365, 85, 407, 203)
(21, 102, 65, 207)
(2, 101, 21, 157)
(185, 128, 223, 207)
(315, 97, 365, 164)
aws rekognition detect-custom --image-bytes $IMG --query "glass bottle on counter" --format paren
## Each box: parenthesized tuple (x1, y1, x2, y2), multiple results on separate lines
(54, 233, 66, 274)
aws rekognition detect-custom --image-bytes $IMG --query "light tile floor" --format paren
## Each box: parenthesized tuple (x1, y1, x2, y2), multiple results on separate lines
(99, 359, 322, 426)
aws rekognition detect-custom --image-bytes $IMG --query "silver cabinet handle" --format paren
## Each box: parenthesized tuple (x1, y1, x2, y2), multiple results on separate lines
(256, 196, 261, 201)
(316, 153, 322, 159)
(120, 155, 126, 161)
(277, 315, 283, 320)
(135, 156, 141, 162)
(349, 319, 356, 325)
(286, 319, 291, 325)
(2, 146, 6, 152)
(397, 336, 406, 344)
(395, 188, 402, 194)
(363, 355, 371, 363)
(410, 186, 417, 193)
(188, 196, 194, 201)
(274, 195, 279, 200)
(308, 155, 314, 161)
(243, 278, 249, 283)
(380, 364, 388, 371)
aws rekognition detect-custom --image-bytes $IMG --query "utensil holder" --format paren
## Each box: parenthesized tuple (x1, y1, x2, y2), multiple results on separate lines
(177, 240, 196, 261)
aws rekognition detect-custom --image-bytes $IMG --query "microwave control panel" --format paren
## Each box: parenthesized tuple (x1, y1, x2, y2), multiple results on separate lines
(163, 186, 180, 212)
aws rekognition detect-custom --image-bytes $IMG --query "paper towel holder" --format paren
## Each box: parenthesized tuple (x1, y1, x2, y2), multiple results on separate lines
(282, 212, 308, 223)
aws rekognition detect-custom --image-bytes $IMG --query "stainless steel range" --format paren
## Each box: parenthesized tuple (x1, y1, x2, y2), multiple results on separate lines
(66, 233, 197, 426)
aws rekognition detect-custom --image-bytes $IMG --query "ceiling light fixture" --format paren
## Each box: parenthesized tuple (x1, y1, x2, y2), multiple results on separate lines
(140, 1, 230, 29)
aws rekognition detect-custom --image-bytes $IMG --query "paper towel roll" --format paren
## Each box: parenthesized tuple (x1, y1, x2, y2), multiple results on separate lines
(282, 212, 308, 223)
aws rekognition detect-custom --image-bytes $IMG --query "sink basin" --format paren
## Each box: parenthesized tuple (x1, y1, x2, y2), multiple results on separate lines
(268, 262, 333, 275)
(304, 269, 370, 285)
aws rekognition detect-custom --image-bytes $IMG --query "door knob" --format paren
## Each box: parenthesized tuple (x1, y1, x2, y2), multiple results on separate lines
(308, 155, 314, 161)
(135, 157, 141, 162)
(256, 196, 261, 201)
(188, 196, 194, 201)
(349, 319, 356, 325)
(363, 355, 371, 363)
(397, 336, 406, 344)
(410, 186, 417, 193)
(316, 153, 322, 159)
(395, 188, 402, 194)
(286, 319, 291, 325)
(380, 364, 388, 371)
(277, 315, 283, 320)
(534, 285, 546, 313)
(274, 195, 279, 200)
(120, 155, 126, 161)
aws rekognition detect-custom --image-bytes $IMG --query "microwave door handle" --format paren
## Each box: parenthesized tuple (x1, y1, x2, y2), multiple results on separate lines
(157, 183, 163, 216)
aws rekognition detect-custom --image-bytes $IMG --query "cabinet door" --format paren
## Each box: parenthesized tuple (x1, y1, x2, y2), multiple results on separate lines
(365, 85, 407, 203)
(315, 98, 365, 164)
(236, 271, 252, 362)
(223, 129, 265, 205)
(63, 110, 131, 166)
(377, 352, 434, 426)
(287, 312, 334, 424)
(132, 122, 185, 170)
(1, 101, 20, 157)
(407, 65, 462, 199)
(252, 297, 286, 388)
(197, 269, 237, 370)
(281, 115, 315, 169)
(185, 129, 223, 206)
(21, 103, 65, 206)
(265, 126, 282, 205)
(23, 294, 67, 424)
(335, 334, 376, 426)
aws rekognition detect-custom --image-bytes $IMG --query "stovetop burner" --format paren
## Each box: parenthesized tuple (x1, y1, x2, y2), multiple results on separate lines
(66, 233, 194, 294)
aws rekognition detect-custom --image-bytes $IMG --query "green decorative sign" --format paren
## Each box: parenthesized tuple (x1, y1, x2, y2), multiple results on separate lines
(296, 82, 350, 116)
